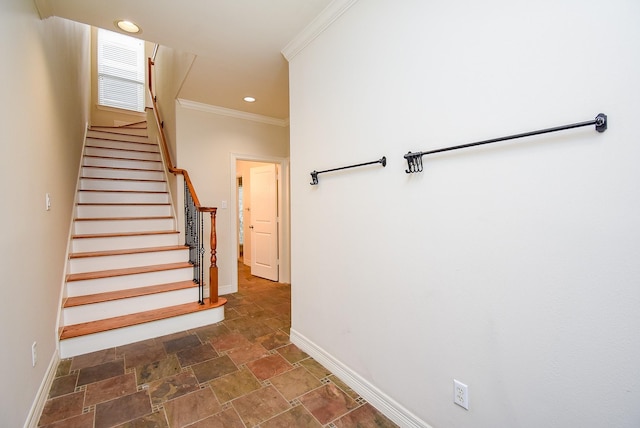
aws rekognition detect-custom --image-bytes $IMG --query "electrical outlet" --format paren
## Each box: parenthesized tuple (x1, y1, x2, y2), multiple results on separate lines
(31, 342, 37, 367)
(454, 379, 469, 410)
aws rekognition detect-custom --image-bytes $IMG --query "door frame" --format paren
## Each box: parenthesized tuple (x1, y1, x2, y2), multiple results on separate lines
(229, 153, 290, 289)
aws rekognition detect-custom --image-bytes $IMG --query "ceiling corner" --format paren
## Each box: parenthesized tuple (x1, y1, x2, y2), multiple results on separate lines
(281, 0, 359, 61)
(34, 0, 54, 19)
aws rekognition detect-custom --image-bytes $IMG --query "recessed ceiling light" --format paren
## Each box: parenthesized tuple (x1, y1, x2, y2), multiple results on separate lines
(116, 20, 141, 34)
(243, 96, 256, 103)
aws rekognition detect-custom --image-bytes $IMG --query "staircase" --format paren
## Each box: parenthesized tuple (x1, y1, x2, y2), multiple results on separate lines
(59, 123, 225, 358)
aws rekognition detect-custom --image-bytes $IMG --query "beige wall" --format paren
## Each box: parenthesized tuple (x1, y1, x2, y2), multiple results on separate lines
(0, 1, 90, 426)
(152, 46, 196, 165)
(148, 45, 196, 210)
(176, 102, 289, 295)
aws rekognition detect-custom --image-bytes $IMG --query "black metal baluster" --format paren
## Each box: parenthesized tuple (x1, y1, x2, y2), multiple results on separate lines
(199, 209, 205, 304)
(184, 180, 204, 304)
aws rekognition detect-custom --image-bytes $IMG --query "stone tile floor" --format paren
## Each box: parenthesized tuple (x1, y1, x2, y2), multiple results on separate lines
(38, 263, 398, 427)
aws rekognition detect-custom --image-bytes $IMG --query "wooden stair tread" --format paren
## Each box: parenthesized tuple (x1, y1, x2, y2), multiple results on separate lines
(72, 230, 178, 239)
(60, 297, 227, 340)
(75, 216, 172, 221)
(90, 122, 147, 130)
(88, 128, 150, 134)
(83, 165, 164, 172)
(80, 176, 165, 183)
(77, 203, 170, 206)
(85, 144, 159, 154)
(70, 245, 188, 259)
(85, 138, 154, 146)
(88, 126, 149, 138)
(66, 262, 192, 282)
(90, 124, 148, 130)
(64, 280, 197, 307)
(85, 141, 154, 149)
(84, 154, 161, 162)
(121, 120, 147, 127)
(90, 127, 148, 132)
(78, 189, 167, 194)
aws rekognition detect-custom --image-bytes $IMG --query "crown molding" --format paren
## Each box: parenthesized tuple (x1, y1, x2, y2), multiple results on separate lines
(34, 0, 54, 19)
(281, 0, 359, 61)
(177, 99, 289, 127)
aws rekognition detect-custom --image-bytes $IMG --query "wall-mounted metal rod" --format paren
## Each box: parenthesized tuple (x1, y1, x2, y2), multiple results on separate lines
(405, 113, 607, 173)
(311, 156, 386, 185)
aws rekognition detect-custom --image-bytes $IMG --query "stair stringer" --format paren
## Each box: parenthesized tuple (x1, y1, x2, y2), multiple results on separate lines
(56, 122, 91, 348)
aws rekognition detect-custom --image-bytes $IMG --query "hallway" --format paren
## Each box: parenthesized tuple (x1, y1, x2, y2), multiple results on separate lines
(37, 263, 398, 427)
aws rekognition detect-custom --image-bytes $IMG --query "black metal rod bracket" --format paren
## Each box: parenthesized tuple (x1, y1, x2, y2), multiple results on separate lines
(595, 113, 607, 133)
(405, 113, 608, 174)
(310, 156, 386, 185)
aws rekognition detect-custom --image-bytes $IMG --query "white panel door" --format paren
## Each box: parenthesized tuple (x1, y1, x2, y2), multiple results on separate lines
(250, 164, 278, 281)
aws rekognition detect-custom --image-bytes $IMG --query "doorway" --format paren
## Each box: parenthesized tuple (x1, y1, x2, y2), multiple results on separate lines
(231, 155, 290, 289)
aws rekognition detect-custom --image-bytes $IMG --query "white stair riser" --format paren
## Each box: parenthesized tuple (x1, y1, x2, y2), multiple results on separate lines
(86, 138, 155, 153)
(86, 131, 150, 143)
(69, 248, 189, 273)
(78, 191, 169, 204)
(59, 306, 225, 358)
(67, 267, 193, 296)
(72, 233, 180, 252)
(84, 157, 162, 170)
(85, 147, 161, 162)
(82, 167, 165, 181)
(89, 127, 148, 137)
(63, 288, 199, 324)
(80, 178, 166, 192)
(74, 218, 174, 234)
(77, 204, 172, 218)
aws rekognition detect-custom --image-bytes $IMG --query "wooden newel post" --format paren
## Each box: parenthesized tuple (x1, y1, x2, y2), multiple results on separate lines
(209, 209, 218, 305)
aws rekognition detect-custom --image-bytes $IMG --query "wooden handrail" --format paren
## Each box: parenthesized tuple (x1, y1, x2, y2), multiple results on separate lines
(147, 55, 218, 304)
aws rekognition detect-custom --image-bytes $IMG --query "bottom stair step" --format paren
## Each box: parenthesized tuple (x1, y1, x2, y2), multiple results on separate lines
(58, 298, 227, 358)
(60, 297, 227, 340)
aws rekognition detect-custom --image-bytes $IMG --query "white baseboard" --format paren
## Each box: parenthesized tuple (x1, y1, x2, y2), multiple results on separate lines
(24, 351, 60, 428)
(290, 328, 431, 428)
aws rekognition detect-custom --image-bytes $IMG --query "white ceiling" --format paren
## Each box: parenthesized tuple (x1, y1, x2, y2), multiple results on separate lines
(36, 0, 334, 119)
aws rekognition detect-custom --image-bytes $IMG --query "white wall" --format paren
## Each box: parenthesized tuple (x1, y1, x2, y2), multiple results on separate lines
(0, 1, 90, 426)
(175, 102, 289, 294)
(288, 1, 640, 427)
